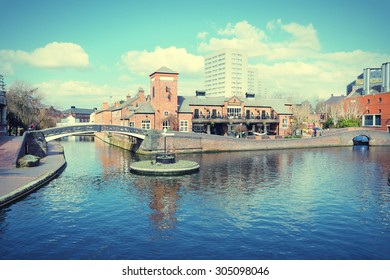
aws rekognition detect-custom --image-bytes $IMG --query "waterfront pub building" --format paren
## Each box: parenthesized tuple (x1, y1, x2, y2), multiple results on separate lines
(94, 67, 293, 136)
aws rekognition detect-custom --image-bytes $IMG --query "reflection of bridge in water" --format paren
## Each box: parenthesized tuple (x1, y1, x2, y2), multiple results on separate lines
(40, 124, 148, 142)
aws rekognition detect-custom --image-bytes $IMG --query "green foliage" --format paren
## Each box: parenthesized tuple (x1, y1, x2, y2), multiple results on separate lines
(322, 118, 334, 129)
(284, 135, 302, 139)
(337, 118, 360, 128)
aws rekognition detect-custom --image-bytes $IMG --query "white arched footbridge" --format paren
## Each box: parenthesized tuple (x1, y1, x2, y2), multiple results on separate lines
(39, 124, 148, 141)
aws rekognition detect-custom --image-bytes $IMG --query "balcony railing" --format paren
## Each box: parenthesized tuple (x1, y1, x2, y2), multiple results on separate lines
(192, 114, 279, 122)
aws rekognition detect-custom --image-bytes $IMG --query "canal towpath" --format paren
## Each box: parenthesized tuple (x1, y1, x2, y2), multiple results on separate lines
(0, 135, 66, 207)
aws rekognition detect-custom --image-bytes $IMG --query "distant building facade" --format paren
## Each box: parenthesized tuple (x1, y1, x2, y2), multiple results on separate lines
(347, 62, 390, 96)
(344, 90, 390, 131)
(204, 49, 259, 97)
(94, 67, 293, 136)
(62, 106, 96, 123)
(343, 62, 390, 131)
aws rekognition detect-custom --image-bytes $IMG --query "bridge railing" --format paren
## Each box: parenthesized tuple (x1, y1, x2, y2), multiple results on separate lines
(40, 124, 99, 138)
(39, 124, 148, 138)
(100, 125, 148, 136)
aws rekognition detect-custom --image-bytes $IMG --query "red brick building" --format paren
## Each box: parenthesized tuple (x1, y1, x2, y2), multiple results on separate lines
(150, 67, 179, 130)
(94, 67, 294, 136)
(344, 91, 390, 131)
(343, 61, 390, 132)
(62, 106, 96, 123)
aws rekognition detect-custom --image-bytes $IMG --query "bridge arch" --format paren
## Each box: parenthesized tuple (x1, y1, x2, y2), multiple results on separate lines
(39, 124, 147, 142)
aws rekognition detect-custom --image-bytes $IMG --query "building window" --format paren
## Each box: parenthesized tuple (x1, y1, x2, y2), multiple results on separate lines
(367, 99, 370, 104)
(193, 109, 199, 119)
(141, 120, 151, 130)
(129, 122, 135, 127)
(363, 115, 381, 126)
(162, 120, 170, 130)
(193, 124, 204, 133)
(379, 97, 382, 103)
(227, 107, 241, 118)
(282, 118, 288, 129)
(379, 109, 382, 114)
(180, 120, 188, 132)
(164, 111, 169, 116)
(376, 115, 381, 125)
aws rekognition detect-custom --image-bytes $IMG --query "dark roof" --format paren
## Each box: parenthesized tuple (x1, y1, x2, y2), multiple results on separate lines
(178, 94, 292, 115)
(95, 96, 140, 114)
(62, 107, 95, 115)
(121, 102, 155, 120)
(134, 102, 155, 114)
(325, 95, 344, 105)
(149, 66, 178, 76)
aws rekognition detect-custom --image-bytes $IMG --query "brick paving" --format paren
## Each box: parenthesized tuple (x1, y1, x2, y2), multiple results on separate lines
(0, 135, 66, 206)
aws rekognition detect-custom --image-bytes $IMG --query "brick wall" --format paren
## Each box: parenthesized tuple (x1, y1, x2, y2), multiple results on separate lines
(150, 71, 178, 130)
(137, 128, 390, 154)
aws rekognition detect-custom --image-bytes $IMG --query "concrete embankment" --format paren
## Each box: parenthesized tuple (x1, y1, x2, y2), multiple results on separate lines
(94, 132, 140, 151)
(94, 127, 390, 154)
(137, 128, 390, 154)
(0, 139, 67, 208)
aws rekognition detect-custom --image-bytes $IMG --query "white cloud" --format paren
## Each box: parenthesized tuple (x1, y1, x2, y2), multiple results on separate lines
(218, 21, 267, 41)
(0, 42, 90, 69)
(36, 80, 128, 109)
(0, 62, 14, 75)
(198, 21, 268, 56)
(197, 20, 389, 100)
(120, 46, 203, 76)
(197, 32, 208, 40)
(198, 19, 321, 60)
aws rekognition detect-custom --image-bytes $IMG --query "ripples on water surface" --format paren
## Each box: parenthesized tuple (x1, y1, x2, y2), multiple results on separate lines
(0, 138, 389, 260)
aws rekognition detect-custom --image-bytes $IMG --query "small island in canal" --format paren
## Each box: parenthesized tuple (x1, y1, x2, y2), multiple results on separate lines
(130, 128, 200, 176)
(129, 152, 200, 176)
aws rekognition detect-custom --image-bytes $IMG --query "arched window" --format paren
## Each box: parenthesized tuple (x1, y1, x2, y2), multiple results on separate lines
(163, 120, 170, 130)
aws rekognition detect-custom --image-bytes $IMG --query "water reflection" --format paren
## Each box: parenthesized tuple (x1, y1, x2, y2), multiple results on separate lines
(130, 176, 180, 232)
(2, 138, 390, 259)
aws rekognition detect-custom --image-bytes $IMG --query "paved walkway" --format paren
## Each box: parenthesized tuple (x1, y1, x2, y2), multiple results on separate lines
(0, 135, 67, 207)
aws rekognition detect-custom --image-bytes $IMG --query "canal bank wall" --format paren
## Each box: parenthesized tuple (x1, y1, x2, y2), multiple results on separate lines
(94, 132, 141, 151)
(0, 140, 67, 208)
(96, 128, 390, 154)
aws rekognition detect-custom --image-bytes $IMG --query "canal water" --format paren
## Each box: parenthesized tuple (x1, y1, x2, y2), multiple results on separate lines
(0, 137, 389, 260)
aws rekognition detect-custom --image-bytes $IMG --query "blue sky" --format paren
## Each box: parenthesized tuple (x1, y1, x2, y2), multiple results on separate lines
(1, 0, 389, 109)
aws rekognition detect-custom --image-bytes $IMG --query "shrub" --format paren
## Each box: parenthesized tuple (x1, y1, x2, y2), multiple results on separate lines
(337, 118, 360, 128)
(323, 118, 334, 129)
